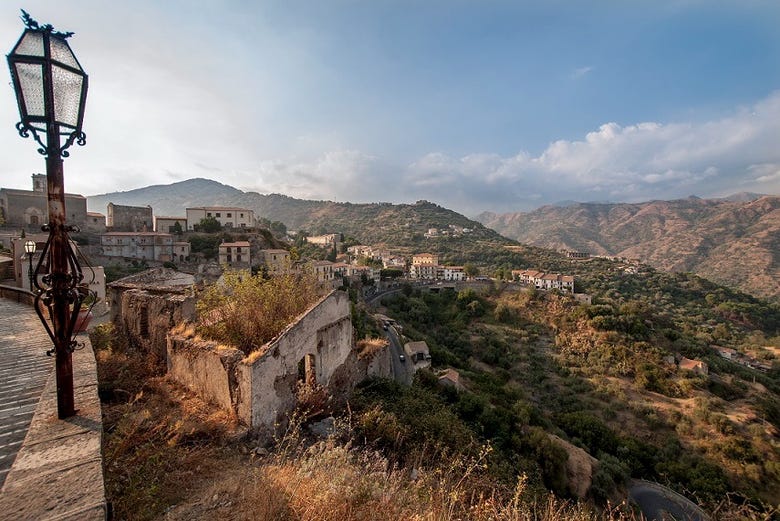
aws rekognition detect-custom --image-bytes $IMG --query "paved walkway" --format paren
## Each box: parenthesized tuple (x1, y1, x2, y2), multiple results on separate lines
(0, 299, 53, 488)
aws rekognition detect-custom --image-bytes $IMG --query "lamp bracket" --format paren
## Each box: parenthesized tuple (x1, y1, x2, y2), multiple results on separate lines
(16, 122, 47, 156)
(15, 122, 86, 158)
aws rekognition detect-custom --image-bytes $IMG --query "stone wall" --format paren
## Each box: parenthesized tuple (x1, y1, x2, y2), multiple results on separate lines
(167, 334, 244, 413)
(111, 288, 195, 358)
(166, 290, 390, 435)
(106, 203, 153, 232)
(236, 291, 354, 431)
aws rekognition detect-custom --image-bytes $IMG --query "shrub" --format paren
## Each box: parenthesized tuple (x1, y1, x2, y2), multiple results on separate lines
(196, 269, 322, 355)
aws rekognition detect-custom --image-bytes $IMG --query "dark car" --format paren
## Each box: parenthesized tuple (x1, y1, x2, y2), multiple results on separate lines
(399, 354, 406, 362)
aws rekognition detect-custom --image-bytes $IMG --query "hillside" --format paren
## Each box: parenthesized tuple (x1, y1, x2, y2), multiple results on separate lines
(87, 178, 509, 248)
(476, 196, 780, 300)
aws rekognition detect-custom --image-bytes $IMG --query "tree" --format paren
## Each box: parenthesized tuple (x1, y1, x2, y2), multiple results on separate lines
(464, 262, 479, 278)
(195, 216, 221, 233)
(171, 221, 183, 236)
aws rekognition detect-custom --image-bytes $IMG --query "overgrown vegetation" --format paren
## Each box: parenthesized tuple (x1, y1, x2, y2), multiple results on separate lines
(195, 269, 323, 355)
(378, 284, 779, 509)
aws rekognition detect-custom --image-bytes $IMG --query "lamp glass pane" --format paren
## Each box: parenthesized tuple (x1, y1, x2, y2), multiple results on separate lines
(13, 31, 44, 57)
(50, 37, 81, 70)
(14, 62, 45, 118)
(53, 65, 83, 127)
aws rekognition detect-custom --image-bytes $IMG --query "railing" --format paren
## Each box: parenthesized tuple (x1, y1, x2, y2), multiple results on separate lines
(0, 284, 36, 306)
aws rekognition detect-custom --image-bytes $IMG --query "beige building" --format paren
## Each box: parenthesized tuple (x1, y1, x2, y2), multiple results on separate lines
(260, 249, 291, 275)
(218, 241, 251, 267)
(412, 253, 439, 266)
(306, 233, 340, 247)
(84, 212, 106, 232)
(186, 207, 254, 230)
(155, 216, 187, 234)
(101, 232, 178, 262)
(311, 260, 335, 282)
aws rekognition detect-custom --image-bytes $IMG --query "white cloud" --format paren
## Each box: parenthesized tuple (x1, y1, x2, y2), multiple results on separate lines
(398, 91, 780, 212)
(571, 66, 593, 79)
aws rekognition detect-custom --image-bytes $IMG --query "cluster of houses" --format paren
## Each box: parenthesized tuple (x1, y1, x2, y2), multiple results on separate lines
(511, 269, 575, 292)
(423, 224, 473, 238)
(713, 345, 773, 373)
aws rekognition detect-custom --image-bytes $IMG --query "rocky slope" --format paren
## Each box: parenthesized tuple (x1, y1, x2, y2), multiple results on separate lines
(476, 196, 780, 300)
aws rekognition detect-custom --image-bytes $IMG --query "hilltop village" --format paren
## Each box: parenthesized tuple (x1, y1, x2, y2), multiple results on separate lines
(1, 176, 577, 293)
(1, 175, 778, 519)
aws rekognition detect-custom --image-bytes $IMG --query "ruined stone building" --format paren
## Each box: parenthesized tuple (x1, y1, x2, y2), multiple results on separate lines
(167, 290, 391, 435)
(108, 268, 196, 358)
(0, 174, 87, 230)
(106, 202, 153, 232)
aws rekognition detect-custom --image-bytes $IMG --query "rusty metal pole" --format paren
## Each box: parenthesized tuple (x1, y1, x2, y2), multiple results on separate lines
(45, 115, 75, 418)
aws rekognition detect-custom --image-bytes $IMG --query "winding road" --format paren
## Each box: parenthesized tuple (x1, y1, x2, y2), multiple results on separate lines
(628, 480, 710, 521)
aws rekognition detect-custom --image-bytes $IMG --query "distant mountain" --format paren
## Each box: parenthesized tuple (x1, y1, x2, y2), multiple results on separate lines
(87, 178, 507, 248)
(476, 196, 780, 300)
(87, 178, 243, 216)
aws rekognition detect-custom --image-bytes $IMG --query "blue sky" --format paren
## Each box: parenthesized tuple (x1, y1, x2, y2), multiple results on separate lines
(2, 1, 779, 214)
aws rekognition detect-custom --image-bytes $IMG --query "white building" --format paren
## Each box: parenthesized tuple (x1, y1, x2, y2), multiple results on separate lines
(511, 269, 574, 292)
(186, 207, 254, 230)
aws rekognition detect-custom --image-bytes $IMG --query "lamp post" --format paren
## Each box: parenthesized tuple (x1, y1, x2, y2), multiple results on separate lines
(24, 239, 36, 290)
(7, 10, 89, 419)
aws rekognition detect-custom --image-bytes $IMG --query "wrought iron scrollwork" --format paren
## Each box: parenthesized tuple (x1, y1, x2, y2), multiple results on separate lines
(16, 121, 48, 156)
(31, 226, 96, 354)
(21, 9, 74, 39)
(61, 131, 87, 157)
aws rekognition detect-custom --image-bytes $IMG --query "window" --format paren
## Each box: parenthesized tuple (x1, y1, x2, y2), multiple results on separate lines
(216, 213, 221, 217)
(240, 213, 244, 218)
(227, 254, 232, 262)
(237, 254, 242, 261)
(207, 212, 212, 217)
(226, 247, 232, 253)
(227, 213, 232, 218)
(236, 247, 241, 253)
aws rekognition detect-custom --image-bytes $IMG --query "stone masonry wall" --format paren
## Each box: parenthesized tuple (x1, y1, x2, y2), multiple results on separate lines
(167, 334, 244, 413)
(237, 291, 354, 430)
(111, 288, 196, 358)
(165, 290, 391, 435)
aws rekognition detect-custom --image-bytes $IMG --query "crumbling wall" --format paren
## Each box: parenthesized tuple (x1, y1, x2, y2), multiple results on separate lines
(167, 333, 244, 412)
(165, 290, 391, 435)
(328, 339, 392, 399)
(237, 291, 354, 430)
(111, 288, 195, 358)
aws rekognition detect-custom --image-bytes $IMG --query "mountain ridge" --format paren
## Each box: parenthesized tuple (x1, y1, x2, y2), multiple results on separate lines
(476, 196, 780, 300)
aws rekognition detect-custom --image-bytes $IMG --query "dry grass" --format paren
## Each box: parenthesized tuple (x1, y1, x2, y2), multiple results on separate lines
(94, 323, 770, 520)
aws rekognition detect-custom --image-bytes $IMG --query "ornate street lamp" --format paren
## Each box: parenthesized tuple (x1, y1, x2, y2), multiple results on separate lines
(7, 10, 89, 418)
(24, 239, 36, 290)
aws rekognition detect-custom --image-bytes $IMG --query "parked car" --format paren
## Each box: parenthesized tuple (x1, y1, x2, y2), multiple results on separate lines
(399, 354, 406, 362)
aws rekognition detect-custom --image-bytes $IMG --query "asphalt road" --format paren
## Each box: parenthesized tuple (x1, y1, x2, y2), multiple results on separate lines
(384, 325, 411, 385)
(628, 480, 709, 521)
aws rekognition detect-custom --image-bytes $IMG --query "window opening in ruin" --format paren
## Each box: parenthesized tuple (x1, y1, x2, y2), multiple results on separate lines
(297, 353, 316, 385)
